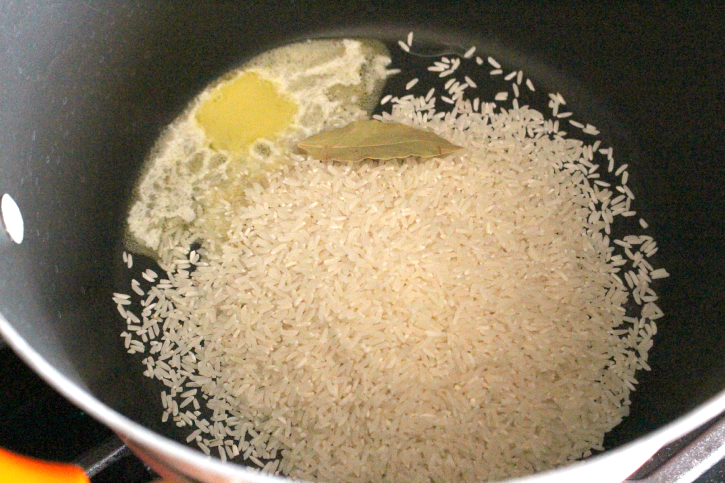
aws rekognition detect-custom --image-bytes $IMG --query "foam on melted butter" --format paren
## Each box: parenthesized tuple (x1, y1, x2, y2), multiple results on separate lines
(125, 39, 391, 265)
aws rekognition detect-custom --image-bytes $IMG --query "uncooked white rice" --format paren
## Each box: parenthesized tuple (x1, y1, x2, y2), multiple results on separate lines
(131, 279, 144, 296)
(118, 37, 667, 483)
(650, 268, 670, 279)
(551, 101, 560, 117)
(405, 78, 419, 90)
(583, 123, 601, 135)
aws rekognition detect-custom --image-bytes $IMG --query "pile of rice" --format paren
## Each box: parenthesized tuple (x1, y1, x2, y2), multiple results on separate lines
(115, 38, 668, 483)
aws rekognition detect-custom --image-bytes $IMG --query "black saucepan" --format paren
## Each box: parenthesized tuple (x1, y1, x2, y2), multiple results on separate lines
(1, 2, 724, 482)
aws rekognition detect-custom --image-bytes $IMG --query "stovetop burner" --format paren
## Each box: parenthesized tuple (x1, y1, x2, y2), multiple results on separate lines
(1, 341, 724, 483)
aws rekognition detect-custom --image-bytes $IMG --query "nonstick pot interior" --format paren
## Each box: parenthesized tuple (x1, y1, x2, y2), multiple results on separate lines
(1, 0, 724, 473)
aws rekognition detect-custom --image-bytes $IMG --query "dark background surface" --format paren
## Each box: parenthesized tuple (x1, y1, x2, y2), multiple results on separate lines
(0, 0, 724, 480)
(0, 344, 156, 482)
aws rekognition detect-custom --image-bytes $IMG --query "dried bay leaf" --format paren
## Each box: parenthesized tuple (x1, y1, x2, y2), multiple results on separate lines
(297, 119, 463, 162)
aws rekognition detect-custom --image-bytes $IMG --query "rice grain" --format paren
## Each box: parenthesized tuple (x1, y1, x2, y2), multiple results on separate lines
(119, 45, 667, 483)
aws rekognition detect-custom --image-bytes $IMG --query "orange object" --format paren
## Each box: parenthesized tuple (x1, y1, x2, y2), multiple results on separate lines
(0, 447, 89, 483)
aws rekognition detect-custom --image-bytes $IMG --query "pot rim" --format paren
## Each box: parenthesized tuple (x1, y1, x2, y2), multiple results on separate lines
(3, 313, 725, 482)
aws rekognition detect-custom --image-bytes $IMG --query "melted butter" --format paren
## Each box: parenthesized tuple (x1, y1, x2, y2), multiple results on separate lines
(195, 72, 298, 154)
(125, 38, 391, 266)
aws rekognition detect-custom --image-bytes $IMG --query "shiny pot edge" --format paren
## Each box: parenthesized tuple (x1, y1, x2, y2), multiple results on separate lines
(4, 312, 725, 483)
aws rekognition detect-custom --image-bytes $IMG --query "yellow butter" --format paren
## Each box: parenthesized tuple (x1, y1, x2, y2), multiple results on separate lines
(194, 72, 297, 154)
